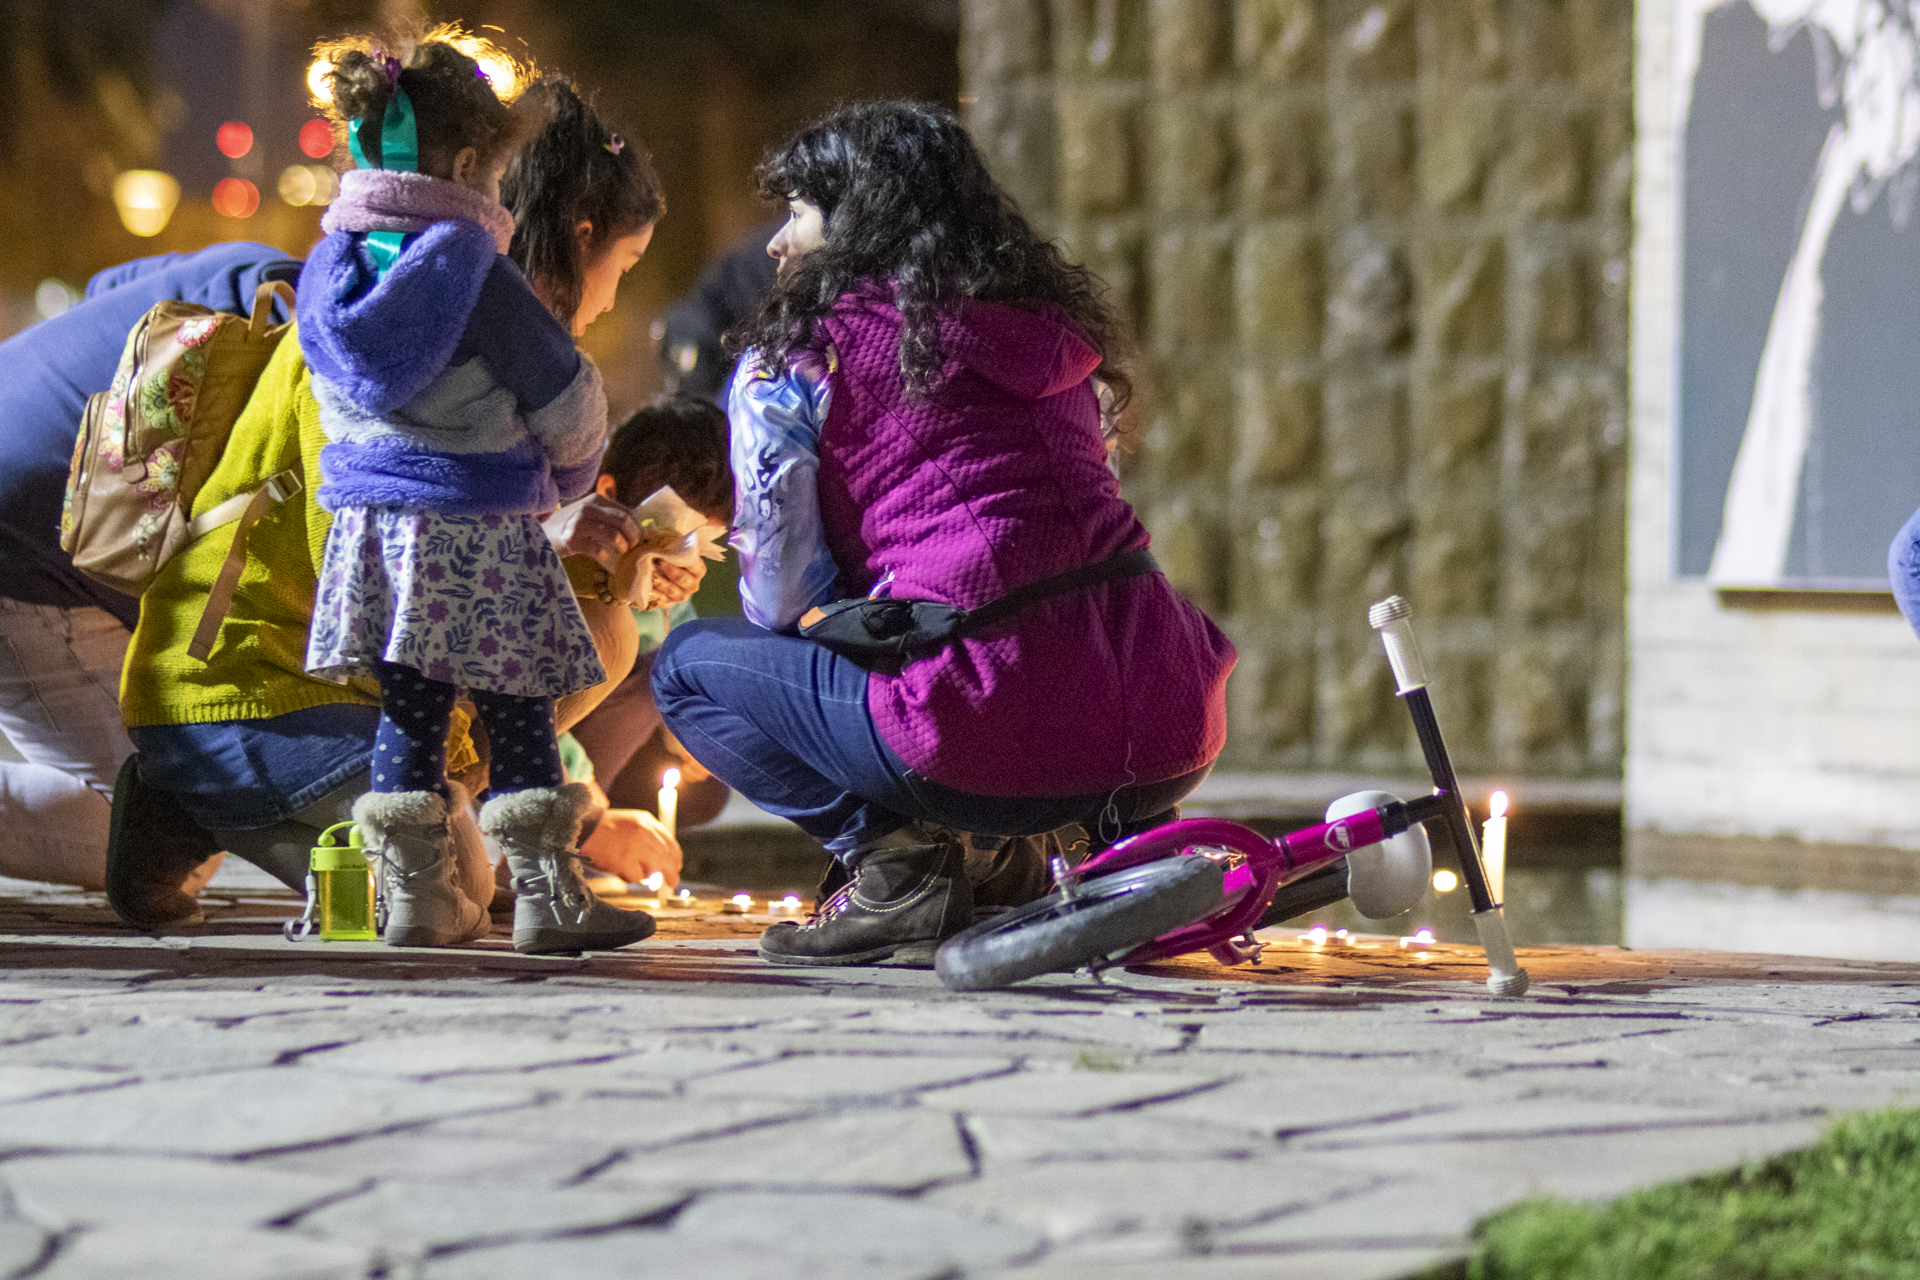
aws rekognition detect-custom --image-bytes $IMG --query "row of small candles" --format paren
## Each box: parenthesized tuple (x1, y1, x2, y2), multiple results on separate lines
(652, 766, 805, 915)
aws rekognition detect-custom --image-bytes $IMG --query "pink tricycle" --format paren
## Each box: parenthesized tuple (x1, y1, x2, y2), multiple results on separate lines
(934, 596, 1531, 997)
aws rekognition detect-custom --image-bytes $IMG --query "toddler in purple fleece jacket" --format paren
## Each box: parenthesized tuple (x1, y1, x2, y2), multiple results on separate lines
(297, 35, 662, 955)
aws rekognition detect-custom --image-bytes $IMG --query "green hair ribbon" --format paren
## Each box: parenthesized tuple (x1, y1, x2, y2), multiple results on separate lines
(347, 82, 419, 278)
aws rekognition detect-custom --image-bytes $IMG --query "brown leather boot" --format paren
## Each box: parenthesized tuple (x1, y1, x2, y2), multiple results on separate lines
(760, 824, 971, 967)
(104, 755, 221, 930)
(966, 832, 1056, 910)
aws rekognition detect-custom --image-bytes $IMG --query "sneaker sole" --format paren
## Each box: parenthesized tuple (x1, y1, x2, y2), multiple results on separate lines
(757, 938, 939, 968)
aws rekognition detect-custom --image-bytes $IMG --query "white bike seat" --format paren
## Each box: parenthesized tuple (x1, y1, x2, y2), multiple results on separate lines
(1326, 789, 1432, 919)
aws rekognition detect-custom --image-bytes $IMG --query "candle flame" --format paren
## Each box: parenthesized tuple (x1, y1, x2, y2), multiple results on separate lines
(731, 893, 752, 906)
(1307, 926, 1328, 945)
(641, 872, 665, 891)
(1414, 928, 1435, 944)
(1490, 789, 1509, 819)
(662, 767, 681, 789)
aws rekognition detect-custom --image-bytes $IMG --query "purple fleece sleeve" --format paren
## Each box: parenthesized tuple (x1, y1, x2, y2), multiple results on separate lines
(451, 257, 583, 413)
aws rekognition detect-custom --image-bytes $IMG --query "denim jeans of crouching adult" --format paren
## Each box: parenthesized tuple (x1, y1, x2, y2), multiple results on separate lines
(650, 618, 1206, 860)
(132, 704, 384, 889)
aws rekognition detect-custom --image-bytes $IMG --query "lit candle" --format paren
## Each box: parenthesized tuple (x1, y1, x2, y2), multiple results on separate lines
(769, 894, 803, 917)
(1482, 789, 1509, 904)
(641, 871, 665, 892)
(723, 893, 752, 916)
(658, 767, 681, 839)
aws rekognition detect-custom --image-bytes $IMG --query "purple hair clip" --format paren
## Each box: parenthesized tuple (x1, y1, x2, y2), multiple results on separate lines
(371, 49, 402, 88)
(605, 133, 626, 156)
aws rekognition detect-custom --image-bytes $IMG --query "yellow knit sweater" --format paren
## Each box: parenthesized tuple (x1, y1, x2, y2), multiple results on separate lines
(119, 334, 377, 727)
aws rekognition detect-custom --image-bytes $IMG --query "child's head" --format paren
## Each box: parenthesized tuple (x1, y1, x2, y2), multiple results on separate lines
(732, 100, 1132, 409)
(314, 28, 532, 199)
(597, 394, 733, 525)
(503, 77, 665, 336)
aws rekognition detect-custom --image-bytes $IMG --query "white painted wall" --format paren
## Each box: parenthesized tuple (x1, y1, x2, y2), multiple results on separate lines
(1629, 2, 1920, 948)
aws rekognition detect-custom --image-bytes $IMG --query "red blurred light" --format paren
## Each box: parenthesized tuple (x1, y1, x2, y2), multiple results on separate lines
(212, 178, 260, 218)
(299, 119, 334, 160)
(216, 121, 254, 159)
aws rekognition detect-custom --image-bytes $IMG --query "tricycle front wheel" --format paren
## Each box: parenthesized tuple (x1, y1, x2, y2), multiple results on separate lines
(934, 856, 1226, 991)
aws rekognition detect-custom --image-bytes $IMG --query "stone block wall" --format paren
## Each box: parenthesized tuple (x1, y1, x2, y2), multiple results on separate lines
(961, 0, 1632, 779)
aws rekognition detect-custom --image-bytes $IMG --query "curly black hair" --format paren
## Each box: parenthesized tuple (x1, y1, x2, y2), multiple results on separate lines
(729, 100, 1132, 408)
(315, 28, 531, 180)
(503, 76, 665, 327)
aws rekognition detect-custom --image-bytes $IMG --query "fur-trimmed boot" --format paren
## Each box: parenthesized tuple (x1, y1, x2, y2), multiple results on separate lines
(353, 784, 491, 948)
(481, 782, 657, 955)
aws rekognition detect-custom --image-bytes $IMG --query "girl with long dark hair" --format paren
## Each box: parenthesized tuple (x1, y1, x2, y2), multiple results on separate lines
(652, 101, 1236, 966)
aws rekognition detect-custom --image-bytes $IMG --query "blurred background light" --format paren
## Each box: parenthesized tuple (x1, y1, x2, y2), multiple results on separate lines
(215, 120, 253, 159)
(310, 165, 338, 205)
(298, 118, 333, 159)
(277, 164, 315, 206)
(34, 279, 76, 320)
(446, 34, 522, 101)
(110, 170, 180, 237)
(211, 177, 259, 218)
(306, 57, 331, 105)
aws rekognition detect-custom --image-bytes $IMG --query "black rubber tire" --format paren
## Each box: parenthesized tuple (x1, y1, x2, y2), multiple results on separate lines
(934, 856, 1226, 991)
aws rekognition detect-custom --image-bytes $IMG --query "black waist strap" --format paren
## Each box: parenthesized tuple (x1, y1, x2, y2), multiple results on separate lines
(957, 548, 1162, 636)
(800, 548, 1162, 673)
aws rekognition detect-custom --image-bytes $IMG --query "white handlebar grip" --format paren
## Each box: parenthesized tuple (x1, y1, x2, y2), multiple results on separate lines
(1367, 595, 1428, 694)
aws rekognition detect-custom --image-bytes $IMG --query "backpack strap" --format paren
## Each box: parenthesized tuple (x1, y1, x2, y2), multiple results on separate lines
(185, 468, 303, 662)
(248, 280, 295, 339)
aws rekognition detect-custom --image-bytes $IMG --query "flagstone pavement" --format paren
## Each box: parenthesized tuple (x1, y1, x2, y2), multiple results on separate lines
(2, 875, 1918, 1280)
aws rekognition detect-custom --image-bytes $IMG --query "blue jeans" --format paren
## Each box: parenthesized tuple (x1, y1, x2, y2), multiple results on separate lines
(130, 703, 381, 832)
(651, 618, 1207, 860)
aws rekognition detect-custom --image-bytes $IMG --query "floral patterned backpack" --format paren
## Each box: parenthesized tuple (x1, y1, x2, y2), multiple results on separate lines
(61, 281, 300, 657)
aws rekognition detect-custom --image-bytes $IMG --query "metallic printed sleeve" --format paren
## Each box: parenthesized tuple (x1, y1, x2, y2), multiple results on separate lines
(728, 351, 840, 632)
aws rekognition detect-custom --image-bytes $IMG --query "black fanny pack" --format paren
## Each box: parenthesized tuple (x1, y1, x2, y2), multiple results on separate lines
(799, 549, 1162, 674)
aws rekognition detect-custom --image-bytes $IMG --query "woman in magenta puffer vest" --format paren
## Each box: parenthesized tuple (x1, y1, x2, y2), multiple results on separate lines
(652, 102, 1236, 966)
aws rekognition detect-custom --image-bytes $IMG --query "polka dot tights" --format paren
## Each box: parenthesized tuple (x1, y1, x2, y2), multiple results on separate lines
(370, 661, 565, 797)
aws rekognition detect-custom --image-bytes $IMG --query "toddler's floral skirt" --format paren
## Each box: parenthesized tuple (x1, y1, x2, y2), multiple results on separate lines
(307, 507, 607, 699)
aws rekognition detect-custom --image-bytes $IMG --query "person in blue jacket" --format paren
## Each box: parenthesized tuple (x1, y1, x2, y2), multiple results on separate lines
(0, 243, 296, 888)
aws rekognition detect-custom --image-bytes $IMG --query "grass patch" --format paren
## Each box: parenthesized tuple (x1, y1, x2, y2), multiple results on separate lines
(1430, 1108, 1920, 1279)
(1072, 1048, 1127, 1072)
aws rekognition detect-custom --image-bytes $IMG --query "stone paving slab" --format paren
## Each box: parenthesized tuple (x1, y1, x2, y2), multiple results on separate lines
(3, 882, 1920, 1278)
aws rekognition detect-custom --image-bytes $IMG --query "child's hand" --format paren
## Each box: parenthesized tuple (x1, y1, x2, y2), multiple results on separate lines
(544, 494, 641, 570)
(650, 559, 706, 606)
